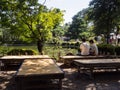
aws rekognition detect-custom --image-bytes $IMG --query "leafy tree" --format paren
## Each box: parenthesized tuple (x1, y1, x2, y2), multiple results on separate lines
(64, 23, 70, 36)
(89, 0, 120, 43)
(67, 8, 92, 40)
(52, 26, 65, 39)
(0, 0, 64, 54)
(51, 26, 65, 44)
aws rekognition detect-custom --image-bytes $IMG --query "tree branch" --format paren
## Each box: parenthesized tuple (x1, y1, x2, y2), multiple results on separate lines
(42, 0, 46, 5)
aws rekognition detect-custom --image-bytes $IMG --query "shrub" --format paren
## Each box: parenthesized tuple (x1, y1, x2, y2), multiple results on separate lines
(7, 49, 37, 55)
(105, 44, 115, 55)
(61, 42, 69, 48)
(74, 42, 80, 49)
(98, 44, 115, 55)
(115, 46, 120, 55)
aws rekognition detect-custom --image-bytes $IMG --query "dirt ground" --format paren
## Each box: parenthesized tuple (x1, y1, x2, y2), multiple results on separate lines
(0, 65, 120, 90)
(62, 68, 120, 90)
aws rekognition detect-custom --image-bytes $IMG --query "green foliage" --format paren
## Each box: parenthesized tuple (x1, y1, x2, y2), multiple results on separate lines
(43, 45, 77, 60)
(105, 44, 115, 55)
(51, 26, 65, 45)
(61, 42, 80, 49)
(89, 0, 120, 35)
(0, 0, 64, 54)
(67, 8, 94, 40)
(97, 44, 115, 55)
(52, 26, 65, 38)
(0, 45, 77, 61)
(7, 49, 37, 55)
(115, 45, 120, 55)
(68, 15, 87, 39)
(61, 42, 70, 48)
(74, 42, 80, 50)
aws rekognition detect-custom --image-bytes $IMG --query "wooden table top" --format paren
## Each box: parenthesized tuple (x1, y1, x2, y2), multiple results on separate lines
(60, 55, 117, 59)
(16, 59, 64, 78)
(0, 55, 50, 60)
(74, 59, 120, 64)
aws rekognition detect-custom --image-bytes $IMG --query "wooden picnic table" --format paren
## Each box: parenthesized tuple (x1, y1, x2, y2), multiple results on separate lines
(15, 58, 64, 90)
(60, 55, 118, 65)
(0, 55, 51, 70)
(74, 59, 120, 78)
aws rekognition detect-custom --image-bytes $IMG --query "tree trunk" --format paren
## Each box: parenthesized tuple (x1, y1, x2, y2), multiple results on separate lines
(106, 19, 112, 44)
(106, 34, 110, 44)
(116, 25, 120, 34)
(37, 40, 44, 55)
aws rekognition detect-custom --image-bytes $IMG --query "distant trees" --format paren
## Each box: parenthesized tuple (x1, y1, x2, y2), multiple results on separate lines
(1, 0, 120, 48)
(66, 0, 120, 43)
(88, 0, 120, 43)
(67, 8, 94, 40)
(51, 26, 65, 44)
(0, 0, 64, 54)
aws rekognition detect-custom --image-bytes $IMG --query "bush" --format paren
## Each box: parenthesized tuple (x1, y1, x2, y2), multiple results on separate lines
(97, 44, 115, 55)
(7, 49, 37, 55)
(115, 46, 120, 55)
(61, 42, 69, 48)
(97, 44, 104, 54)
(106, 44, 115, 55)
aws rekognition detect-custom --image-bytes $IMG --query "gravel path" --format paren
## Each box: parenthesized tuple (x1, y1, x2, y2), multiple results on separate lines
(0, 67, 120, 90)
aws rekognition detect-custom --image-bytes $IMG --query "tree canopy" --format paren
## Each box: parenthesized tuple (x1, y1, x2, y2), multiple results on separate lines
(0, 0, 64, 54)
(89, 0, 120, 35)
(67, 8, 93, 40)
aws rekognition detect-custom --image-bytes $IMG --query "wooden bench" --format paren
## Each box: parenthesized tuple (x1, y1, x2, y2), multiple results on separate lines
(15, 58, 64, 90)
(0, 55, 51, 70)
(73, 59, 120, 78)
(60, 55, 119, 65)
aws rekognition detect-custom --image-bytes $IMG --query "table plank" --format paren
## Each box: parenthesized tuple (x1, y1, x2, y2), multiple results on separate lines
(74, 59, 120, 64)
(0, 55, 50, 60)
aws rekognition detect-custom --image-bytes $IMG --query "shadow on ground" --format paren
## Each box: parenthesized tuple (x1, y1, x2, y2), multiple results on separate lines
(62, 68, 120, 90)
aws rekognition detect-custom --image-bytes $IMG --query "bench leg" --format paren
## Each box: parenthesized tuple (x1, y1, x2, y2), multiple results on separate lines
(58, 79, 62, 90)
(77, 66, 80, 73)
(89, 67, 94, 79)
(116, 67, 119, 72)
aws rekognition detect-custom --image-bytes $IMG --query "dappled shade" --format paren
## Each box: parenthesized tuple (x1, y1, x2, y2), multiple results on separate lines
(17, 59, 64, 76)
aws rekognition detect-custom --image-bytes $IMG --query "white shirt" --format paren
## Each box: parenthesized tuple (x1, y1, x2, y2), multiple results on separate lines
(80, 42, 90, 55)
(117, 34, 120, 39)
(90, 44, 98, 55)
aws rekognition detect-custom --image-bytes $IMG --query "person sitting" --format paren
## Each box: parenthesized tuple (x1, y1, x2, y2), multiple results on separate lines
(89, 39, 98, 56)
(80, 38, 90, 55)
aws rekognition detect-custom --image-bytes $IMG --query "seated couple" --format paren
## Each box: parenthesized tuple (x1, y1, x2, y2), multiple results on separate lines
(79, 38, 98, 56)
